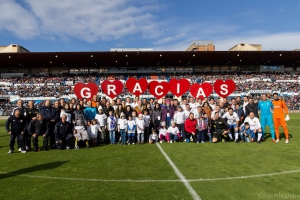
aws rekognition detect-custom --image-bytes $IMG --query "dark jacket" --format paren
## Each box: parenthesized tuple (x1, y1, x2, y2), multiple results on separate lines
(27, 119, 49, 136)
(73, 109, 85, 123)
(12, 107, 27, 116)
(234, 107, 245, 125)
(245, 103, 258, 118)
(103, 106, 114, 117)
(40, 106, 60, 124)
(5, 115, 27, 134)
(54, 120, 72, 139)
(211, 117, 229, 132)
(152, 109, 162, 127)
(25, 107, 39, 123)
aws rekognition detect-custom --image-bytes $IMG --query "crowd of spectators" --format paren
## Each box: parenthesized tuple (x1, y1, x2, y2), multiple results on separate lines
(0, 72, 299, 114)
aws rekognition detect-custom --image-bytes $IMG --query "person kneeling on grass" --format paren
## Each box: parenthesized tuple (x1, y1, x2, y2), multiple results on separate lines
(211, 112, 229, 143)
(149, 129, 158, 144)
(167, 120, 181, 143)
(27, 113, 49, 152)
(239, 122, 254, 142)
(158, 121, 168, 143)
(87, 119, 100, 147)
(73, 119, 90, 149)
(184, 113, 197, 143)
(54, 114, 73, 150)
(239, 112, 263, 143)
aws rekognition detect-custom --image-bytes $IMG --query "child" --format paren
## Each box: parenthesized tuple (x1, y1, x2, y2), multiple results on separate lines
(149, 129, 158, 144)
(87, 119, 101, 147)
(143, 110, 151, 144)
(158, 121, 168, 143)
(136, 113, 145, 144)
(197, 113, 208, 143)
(240, 122, 254, 142)
(127, 115, 136, 145)
(167, 120, 181, 143)
(173, 105, 186, 141)
(107, 110, 117, 145)
(95, 108, 107, 145)
(118, 112, 128, 145)
(73, 119, 90, 149)
(132, 111, 137, 142)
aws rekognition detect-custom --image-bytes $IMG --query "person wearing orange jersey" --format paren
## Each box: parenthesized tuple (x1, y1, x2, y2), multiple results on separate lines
(272, 93, 290, 143)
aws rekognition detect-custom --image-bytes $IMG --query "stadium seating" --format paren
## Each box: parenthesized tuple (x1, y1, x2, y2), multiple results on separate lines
(0, 72, 299, 115)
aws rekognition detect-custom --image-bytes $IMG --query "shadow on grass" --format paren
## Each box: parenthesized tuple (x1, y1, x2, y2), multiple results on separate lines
(0, 134, 9, 138)
(0, 161, 69, 180)
(264, 133, 293, 139)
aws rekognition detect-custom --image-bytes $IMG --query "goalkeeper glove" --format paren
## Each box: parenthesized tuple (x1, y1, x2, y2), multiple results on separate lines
(285, 115, 290, 121)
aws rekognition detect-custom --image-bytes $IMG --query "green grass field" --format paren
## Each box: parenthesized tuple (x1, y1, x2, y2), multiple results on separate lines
(1, 115, 300, 200)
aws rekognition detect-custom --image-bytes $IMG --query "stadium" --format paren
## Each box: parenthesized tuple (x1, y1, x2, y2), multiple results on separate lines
(1, 40, 300, 200)
(1, 0, 300, 198)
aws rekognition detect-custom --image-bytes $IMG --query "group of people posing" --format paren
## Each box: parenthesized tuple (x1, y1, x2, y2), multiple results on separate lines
(5, 92, 290, 154)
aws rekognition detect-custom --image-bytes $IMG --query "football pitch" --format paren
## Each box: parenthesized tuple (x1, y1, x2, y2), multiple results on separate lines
(1, 115, 300, 200)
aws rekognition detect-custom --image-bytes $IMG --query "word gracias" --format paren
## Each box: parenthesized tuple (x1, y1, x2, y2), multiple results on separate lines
(74, 78, 236, 100)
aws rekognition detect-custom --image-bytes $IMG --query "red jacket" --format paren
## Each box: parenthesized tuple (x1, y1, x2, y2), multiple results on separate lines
(185, 117, 197, 133)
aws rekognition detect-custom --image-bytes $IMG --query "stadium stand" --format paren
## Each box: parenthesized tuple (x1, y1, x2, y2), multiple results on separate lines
(0, 72, 299, 116)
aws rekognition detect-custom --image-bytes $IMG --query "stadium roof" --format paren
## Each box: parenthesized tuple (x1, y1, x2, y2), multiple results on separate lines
(0, 51, 299, 68)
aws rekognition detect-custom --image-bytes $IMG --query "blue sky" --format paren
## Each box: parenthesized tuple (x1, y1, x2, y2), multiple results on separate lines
(0, 0, 300, 52)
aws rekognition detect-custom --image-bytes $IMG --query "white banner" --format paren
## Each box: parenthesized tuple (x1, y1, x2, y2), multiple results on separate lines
(262, 79, 272, 82)
(275, 80, 299, 83)
(249, 90, 272, 93)
(64, 81, 74, 85)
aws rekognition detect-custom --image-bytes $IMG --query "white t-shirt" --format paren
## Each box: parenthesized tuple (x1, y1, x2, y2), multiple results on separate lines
(211, 110, 220, 118)
(167, 126, 180, 135)
(118, 118, 127, 129)
(184, 110, 191, 119)
(242, 117, 261, 130)
(173, 111, 186, 124)
(209, 103, 216, 110)
(150, 133, 158, 141)
(131, 102, 138, 109)
(159, 128, 168, 136)
(189, 102, 200, 114)
(222, 112, 239, 125)
(107, 116, 117, 131)
(88, 124, 99, 139)
(127, 120, 136, 133)
(136, 118, 145, 133)
(95, 113, 107, 127)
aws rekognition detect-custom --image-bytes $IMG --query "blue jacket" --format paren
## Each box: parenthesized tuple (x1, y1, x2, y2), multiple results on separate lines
(84, 107, 97, 121)
(40, 106, 59, 124)
(258, 100, 273, 115)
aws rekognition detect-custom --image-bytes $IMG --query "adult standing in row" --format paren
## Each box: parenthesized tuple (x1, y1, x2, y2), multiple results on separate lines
(24, 101, 39, 151)
(6, 110, 27, 154)
(39, 100, 60, 149)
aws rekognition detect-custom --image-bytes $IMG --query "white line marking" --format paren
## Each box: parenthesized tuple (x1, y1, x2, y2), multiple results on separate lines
(0, 172, 180, 182)
(155, 143, 201, 200)
(1, 168, 300, 183)
(289, 126, 300, 129)
(188, 169, 300, 182)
